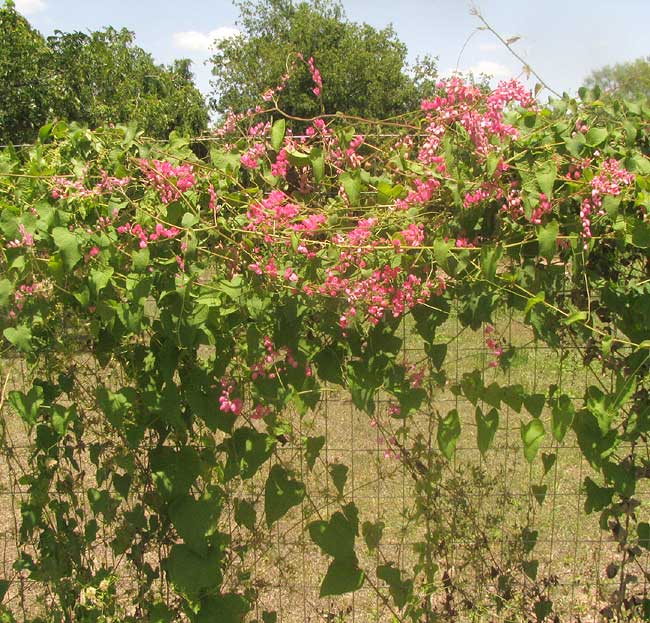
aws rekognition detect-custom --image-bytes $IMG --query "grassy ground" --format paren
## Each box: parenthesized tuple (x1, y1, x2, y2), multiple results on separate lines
(1, 312, 648, 622)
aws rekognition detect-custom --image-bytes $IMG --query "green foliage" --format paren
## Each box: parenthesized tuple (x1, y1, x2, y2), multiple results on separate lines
(0, 3, 208, 144)
(585, 55, 650, 100)
(209, 0, 435, 119)
(0, 2, 53, 144)
(2, 71, 650, 621)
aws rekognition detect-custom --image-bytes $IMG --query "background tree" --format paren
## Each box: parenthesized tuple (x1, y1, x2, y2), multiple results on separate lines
(0, 0, 55, 144)
(584, 56, 650, 100)
(0, 1, 209, 145)
(46, 28, 209, 138)
(209, 0, 437, 120)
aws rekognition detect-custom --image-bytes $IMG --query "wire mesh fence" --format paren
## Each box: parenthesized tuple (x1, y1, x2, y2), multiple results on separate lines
(0, 294, 648, 622)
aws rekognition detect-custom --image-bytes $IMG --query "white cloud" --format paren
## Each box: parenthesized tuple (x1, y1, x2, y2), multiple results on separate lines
(14, 0, 46, 14)
(467, 60, 512, 79)
(172, 27, 240, 53)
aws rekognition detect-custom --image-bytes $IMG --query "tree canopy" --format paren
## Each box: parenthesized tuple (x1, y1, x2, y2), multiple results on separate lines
(209, 0, 437, 120)
(0, 0, 209, 145)
(584, 56, 650, 101)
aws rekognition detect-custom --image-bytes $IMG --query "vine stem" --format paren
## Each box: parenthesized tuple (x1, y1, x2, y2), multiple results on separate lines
(470, 7, 562, 99)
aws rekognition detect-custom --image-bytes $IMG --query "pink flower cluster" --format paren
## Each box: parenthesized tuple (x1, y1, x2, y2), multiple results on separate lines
(419, 77, 534, 159)
(240, 143, 266, 169)
(394, 223, 424, 250)
(344, 135, 364, 168)
(305, 118, 330, 138)
(13, 281, 46, 312)
(250, 336, 299, 381)
(395, 178, 440, 211)
(406, 363, 426, 388)
(246, 190, 325, 240)
(531, 193, 552, 225)
(319, 263, 439, 329)
(261, 70, 292, 102)
(249, 121, 271, 137)
(464, 187, 492, 208)
(116, 221, 180, 249)
(219, 379, 243, 415)
(580, 158, 634, 247)
(271, 149, 290, 177)
(6, 224, 34, 249)
(305, 56, 323, 97)
(208, 184, 219, 213)
(139, 160, 195, 204)
(501, 182, 523, 220)
(51, 170, 131, 200)
(484, 324, 504, 368)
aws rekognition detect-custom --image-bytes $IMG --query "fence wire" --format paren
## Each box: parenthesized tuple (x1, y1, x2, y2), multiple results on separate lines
(1, 302, 648, 623)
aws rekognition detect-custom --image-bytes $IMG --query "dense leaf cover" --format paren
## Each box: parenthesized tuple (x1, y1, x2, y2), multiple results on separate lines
(2, 71, 650, 621)
(0, 1, 208, 145)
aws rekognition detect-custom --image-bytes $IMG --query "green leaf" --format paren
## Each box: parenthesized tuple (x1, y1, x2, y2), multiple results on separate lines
(271, 118, 286, 151)
(234, 499, 256, 531)
(638, 522, 650, 549)
(585, 126, 608, 146)
(583, 477, 614, 514)
(320, 555, 365, 597)
(165, 544, 223, 600)
(52, 226, 82, 270)
(433, 238, 456, 276)
(314, 347, 343, 385)
(362, 520, 384, 552)
(148, 602, 175, 622)
(3, 325, 32, 352)
(221, 427, 275, 481)
(523, 559, 539, 580)
(328, 463, 348, 496)
(542, 452, 556, 474)
(437, 409, 461, 460)
(308, 503, 358, 559)
(487, 152, 499, 178)
(90, 267, 114, 297)
(0, 579, 9, 603)
(631, 220, 650, 248)
(264, 465, 305, 528)
(563, 310, 587, 326)
(286, 149, 311, 167)
(170, 491, 221, 554)
(534, 598, 552, 622)
(197, 594, 250, 623)
(522, 527, 538, 553)
(426, 343, 447, 370)
(565, 132, 585, 157)
(340, 171, 361, 206)
(475, 406, 499, 455)
(150, 446, 202, 500)
(524, 393, 546, 418)
(531, 484, 547, 505)
(535, 161, 557, 196)
(521, 419, 545, 462)
(305, 435, 325, 471)
(481, 245, 502, 281)
(310, 147, 325, 182)
(377, 564, 413, 609)
(8, 386, 43, 426)
(262, 612, 278, 623)
(537, 221, 558, 262)
(0, 278, 13, 307)
(132, 247, 150, 272)
(551, 393, 575, 442)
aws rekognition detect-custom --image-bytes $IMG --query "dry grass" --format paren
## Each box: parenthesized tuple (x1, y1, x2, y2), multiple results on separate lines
(1, 313, 649, 622)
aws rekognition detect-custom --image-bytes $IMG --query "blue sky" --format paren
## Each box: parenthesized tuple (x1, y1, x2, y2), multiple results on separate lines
(10, 0, 650, 101)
